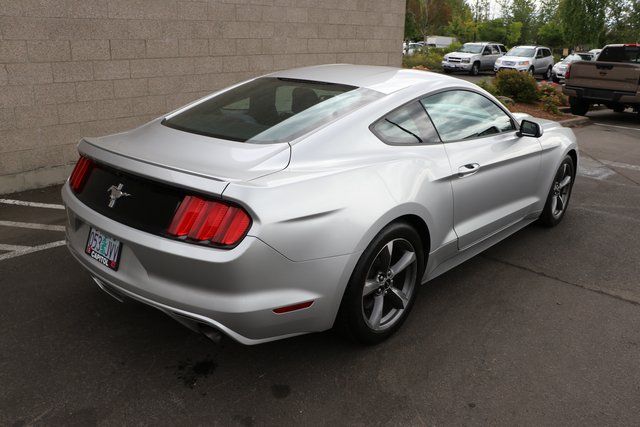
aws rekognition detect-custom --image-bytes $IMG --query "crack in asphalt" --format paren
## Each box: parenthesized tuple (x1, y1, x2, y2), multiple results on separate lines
(483, 255, 640, 307)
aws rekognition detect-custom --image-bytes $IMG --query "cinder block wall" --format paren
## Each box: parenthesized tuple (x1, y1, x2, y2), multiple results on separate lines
(0, 0, 405, 193)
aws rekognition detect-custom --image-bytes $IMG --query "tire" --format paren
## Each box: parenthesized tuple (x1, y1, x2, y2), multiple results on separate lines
(544, 67, 552, 80)
(569, 97, 589, 116)
(539, 155, 575, 227)
(337, 222, 425, 345)
(528, 66, 535, 76)
(612, 105, 625, 113)
(443, 69, 453, 74)
(469, 62, 480, 76)
(552, 76, 560, 83)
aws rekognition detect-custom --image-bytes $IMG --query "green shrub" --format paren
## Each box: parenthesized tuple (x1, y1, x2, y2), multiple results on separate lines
(537, 81, 567, 114)
(401, 49, 444, 71)
(476, 78, 498, 97)
(494, 70, 538, 103)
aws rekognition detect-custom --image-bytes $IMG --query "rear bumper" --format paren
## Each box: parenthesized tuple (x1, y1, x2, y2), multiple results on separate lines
(563, 86, 640, 104)
(494, 65, 529, 73)
(62, 183, 359, 344)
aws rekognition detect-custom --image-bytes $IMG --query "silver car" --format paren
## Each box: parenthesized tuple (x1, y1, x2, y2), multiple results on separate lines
(63, 65, 578, 345)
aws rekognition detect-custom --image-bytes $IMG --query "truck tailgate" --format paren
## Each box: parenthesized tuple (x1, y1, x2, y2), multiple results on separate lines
(569, 61, 640, 94)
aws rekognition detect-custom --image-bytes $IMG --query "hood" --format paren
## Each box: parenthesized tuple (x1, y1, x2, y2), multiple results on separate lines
(82, 118, 291, 183)
(497, 55, 532, 63)
(446, 52, 477, 59)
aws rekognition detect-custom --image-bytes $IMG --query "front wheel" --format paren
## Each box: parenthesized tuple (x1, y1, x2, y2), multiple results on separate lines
(469, 62, 480, 76)
(338, 222, 424, 344)
(539, 155, 575, 227)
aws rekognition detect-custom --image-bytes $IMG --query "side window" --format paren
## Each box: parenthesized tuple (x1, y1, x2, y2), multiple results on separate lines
(483, 46, 491, 55)
(490, 45, 500, 54)
(543, 49, 551, 57)
(420, 90, 515, 142)
(371, 101, 441, 145)
(499, 45, 507, 54)
(536, 49, 543, 58)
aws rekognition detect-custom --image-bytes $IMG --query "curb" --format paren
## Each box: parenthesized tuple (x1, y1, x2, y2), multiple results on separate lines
(558, 115, 590, 127)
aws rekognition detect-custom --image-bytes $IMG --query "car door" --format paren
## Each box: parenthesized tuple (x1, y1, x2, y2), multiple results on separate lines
(421, 89, 542, 249)
(534, 48, 545, 72)
(481, 45, 493, 69)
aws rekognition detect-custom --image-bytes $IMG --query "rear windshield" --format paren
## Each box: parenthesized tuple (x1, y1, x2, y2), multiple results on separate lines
(598, 46, 640, 63)
(163, 77, 383, 143)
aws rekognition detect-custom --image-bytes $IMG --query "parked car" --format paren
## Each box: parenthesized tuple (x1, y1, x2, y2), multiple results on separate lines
(404, 42, 425, 56)
(551, 53, 593, 82)
(588, 48, 602, 60)
(563, 44, 640, 115)
(442, 42, 506, 75)
(63, 65, 578, 345)
(426, 35, 457, 48)
(494, 45, 555, 79)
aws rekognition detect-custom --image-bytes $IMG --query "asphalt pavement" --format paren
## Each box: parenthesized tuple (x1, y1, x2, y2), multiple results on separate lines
(1, 111, 639, 425)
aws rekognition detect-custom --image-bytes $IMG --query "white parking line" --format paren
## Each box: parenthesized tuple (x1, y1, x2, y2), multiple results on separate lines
(593, 123, 640, 132)
(0, 220, 65, 232)
(601, 160, 640, 172)
(0, 240, 66, 261)
(0, 198, 65, 210)
(0, 243, 31, 251)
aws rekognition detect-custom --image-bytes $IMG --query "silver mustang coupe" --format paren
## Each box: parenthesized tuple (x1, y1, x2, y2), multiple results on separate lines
(63, 64, 578, 345)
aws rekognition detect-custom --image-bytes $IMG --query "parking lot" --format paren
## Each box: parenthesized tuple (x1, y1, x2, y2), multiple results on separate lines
(1, 111, 639, 425)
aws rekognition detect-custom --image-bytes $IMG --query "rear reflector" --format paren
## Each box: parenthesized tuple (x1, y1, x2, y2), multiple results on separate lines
(69, 156, 94, 193)
(167, 195, 251, 247)
(273, 301, 314, 314)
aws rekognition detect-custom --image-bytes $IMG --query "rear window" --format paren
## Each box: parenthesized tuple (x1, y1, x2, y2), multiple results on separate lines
(598, 46, 640, 63)
(163, 77, 383, 143)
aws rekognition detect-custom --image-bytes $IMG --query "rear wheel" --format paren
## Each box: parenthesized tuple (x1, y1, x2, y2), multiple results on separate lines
(338, 222, 424, 344)
(528, 66, 535, 76)
(569, 97, 589, 116)
(539, 155, 575, 227)
(544, 67, 552, 80)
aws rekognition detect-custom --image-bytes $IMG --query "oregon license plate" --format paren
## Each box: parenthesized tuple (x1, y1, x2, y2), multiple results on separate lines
(85, 227, 122, 271)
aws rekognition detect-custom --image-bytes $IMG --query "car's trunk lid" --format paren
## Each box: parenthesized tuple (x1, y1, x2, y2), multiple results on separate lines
(82, 119, 291, 186)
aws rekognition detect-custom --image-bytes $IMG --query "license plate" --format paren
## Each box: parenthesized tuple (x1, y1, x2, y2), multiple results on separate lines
(85, 227, 122, 271)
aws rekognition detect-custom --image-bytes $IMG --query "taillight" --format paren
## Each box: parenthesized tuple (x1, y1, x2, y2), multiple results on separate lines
(565, 63, 571, 79)
(167, 196, 251, 247)
(69, 155, 94, 193)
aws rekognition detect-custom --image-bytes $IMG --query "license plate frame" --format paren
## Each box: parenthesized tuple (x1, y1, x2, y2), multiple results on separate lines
(85, 227, 122, 271)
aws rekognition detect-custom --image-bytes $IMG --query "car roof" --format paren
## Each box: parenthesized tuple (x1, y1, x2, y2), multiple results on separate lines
(267, 64, 471, 95)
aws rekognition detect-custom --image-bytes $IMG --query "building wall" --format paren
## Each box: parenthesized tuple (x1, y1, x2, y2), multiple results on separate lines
(0, 0, 405, 193)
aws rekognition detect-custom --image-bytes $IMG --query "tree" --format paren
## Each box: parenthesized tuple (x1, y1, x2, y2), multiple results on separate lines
(477, 18, 522, 46)
(559, 0, 608, 49)
(537, 21, 565, 48)
(498, 0, 537, 44)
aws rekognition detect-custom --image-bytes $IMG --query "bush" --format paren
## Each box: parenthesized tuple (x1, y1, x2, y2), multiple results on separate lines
(401, 49, 444, 72)
(537, 81, 568, 114)
(494, 70, 538, 103)
(476, 78, 498, 97)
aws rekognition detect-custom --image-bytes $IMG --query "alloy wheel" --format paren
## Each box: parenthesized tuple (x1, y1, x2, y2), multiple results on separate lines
(551, 163, 572, 218)
(361, 238, 418, 331)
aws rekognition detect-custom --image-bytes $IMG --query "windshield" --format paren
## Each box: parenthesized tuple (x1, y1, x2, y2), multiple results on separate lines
(163, 77, 383, 143)
(459, 43, 483, 54)
(506, 47, 535, 57)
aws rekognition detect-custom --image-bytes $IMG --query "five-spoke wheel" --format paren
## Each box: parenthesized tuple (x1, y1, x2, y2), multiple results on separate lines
(540, 155, 575, 226)
(338, 222, 424, 344)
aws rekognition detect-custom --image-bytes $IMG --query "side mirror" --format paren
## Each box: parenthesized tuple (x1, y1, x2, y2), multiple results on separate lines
(517, 119, 542, 137)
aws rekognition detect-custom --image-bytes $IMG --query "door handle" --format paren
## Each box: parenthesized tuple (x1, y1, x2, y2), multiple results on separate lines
(458, 163, 480, 177)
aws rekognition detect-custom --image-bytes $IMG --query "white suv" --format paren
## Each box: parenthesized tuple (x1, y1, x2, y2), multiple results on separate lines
(494, 45, 555, 79)
(442, 42, 507, 76)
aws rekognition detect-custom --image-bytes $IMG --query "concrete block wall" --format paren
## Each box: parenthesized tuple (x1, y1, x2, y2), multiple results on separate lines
(0, 0, 405, 193)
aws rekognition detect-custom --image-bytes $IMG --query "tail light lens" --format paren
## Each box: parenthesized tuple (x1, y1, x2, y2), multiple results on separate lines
(167, 196, 251, 247)
(69, 155, 94, 193)
(565, 63, 571, 79)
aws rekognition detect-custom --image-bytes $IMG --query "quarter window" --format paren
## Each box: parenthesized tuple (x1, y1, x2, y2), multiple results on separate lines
(371, 102, 440, 145)
(420, 90, 515, 142)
